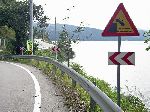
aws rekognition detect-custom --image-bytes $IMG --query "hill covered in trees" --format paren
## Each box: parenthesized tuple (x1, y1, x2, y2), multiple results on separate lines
(47, 24, 146, 41)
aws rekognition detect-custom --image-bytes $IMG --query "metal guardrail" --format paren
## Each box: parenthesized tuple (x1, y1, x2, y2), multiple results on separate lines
(0, 55, 123, 112)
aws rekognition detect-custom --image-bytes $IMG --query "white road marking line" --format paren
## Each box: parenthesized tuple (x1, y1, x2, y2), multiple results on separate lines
(7, 62, 41, 112)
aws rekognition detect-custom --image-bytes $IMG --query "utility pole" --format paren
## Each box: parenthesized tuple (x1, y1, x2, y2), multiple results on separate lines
(29, 0, 33, 55)
(55, 17, 58, 60)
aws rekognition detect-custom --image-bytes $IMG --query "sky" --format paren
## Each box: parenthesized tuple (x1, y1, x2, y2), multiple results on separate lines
(34, 0, 150, 30)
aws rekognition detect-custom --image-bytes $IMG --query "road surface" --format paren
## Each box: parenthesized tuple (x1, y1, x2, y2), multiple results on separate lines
(0, 61, 68, 112)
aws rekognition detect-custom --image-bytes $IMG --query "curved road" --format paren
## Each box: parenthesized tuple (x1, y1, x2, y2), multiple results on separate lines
(0, 61, 68, 112)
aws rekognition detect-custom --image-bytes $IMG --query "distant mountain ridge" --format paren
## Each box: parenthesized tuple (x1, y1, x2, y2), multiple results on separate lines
(47, 24, 146, 41)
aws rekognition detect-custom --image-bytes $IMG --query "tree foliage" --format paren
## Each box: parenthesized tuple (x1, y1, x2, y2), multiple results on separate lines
(56, 24, 85, 63)
(0, 25, 15, 39)
(143, 30, 150, 51)
(0, 0, 15, 5)
(0, 0, 48, 54)
(57, 25, 75, 62)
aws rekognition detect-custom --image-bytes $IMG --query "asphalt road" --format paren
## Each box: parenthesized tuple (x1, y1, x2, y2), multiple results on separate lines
(0, 61, 68, 112)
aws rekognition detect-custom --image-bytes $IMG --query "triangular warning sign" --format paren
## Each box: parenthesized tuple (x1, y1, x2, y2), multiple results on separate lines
(102, 3, 139, 36)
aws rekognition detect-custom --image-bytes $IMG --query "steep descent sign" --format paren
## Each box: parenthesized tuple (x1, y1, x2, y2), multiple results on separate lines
(102, 3, 139, 36)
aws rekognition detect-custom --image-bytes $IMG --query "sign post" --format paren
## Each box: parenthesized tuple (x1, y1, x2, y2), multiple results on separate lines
(20, 47, 24, 55)
(102, 3, 139, 107)
(117, 36, 121, 106)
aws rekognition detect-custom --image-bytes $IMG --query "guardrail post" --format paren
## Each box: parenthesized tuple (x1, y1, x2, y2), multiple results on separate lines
(72, 79, 76, 88)
(54, 66, 57, 75)
(51, 64, 56, 76)
(89, 81, 96, 112)
(61, 70, 65, 76)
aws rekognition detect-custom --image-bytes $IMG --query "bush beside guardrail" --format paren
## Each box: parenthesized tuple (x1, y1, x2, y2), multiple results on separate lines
(0, 55, 122, 112)
(0, 55, 149, 112)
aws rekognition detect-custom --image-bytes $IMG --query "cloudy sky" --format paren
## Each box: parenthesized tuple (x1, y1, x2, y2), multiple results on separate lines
(34, 0, 150, 30)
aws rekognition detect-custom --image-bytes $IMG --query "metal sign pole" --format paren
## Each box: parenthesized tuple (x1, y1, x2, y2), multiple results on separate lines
(117, 36, 121, 107)
(29, 0, 33, 55)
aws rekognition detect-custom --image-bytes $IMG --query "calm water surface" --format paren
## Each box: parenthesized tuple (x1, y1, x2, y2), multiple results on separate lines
(72, 41, 150, 106)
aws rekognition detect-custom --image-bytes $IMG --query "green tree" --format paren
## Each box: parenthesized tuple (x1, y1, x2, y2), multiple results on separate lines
(57, 25, 75, 63)
(144, 30, 150, 51)
(0, 0, 15, 5)
(57, 24, 85, 65)
(0, 0, 48, 54)
(0, 25, 15, 39)
(0, 25, 16, 51)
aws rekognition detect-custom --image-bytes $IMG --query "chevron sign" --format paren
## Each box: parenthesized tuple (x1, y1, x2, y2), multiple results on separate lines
(108, 52, 135, 65)
(52, 46, 60, 53)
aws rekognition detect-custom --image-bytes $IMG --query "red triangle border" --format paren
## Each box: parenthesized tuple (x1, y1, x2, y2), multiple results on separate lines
(102, 3, 139, 36)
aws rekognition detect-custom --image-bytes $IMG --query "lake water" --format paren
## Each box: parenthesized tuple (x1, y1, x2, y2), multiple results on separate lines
(71, 41, 150, 106)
